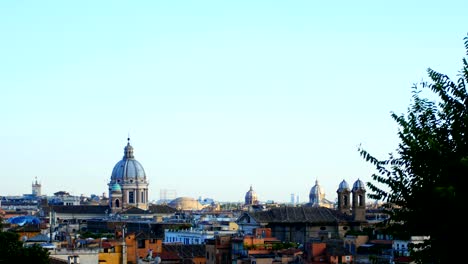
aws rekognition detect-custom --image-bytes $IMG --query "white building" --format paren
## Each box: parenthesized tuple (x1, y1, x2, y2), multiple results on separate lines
(393, 236, 430, 257)
(164, 228, 237, 245)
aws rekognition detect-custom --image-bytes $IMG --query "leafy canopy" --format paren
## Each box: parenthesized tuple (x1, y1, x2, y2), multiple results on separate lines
(0, 231, 50, 264)
(359, 34, 468, 264)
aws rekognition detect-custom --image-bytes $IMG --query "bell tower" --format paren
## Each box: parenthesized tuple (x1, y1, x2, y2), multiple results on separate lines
(352, 179, 366, 221)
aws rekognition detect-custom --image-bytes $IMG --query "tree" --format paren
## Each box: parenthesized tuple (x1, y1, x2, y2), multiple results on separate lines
(359, 34, 468, 264)
(0, 231, 50, 264)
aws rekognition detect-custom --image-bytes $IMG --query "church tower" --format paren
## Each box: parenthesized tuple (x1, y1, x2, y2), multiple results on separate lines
(337, 179, 351, 215)
(108, 138, 149, 210)
(32, 177, 41, 197)
(110, 183, 123, 213)
(352, 179, 366, 221)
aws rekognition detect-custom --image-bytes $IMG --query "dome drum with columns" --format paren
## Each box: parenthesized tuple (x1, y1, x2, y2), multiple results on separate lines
(108, 138, 149, 212)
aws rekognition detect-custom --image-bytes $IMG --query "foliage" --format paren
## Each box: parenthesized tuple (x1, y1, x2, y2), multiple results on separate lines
(243, 241, 298, 251)
(272, 241, 298, 250)
(0, 231, 50, 264)
(359, 34, 468, 263)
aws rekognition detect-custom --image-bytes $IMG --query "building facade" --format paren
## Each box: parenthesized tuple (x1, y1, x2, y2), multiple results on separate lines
(237, 179, 368, 245)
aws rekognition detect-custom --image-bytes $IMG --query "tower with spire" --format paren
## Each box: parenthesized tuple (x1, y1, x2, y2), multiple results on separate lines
(32, 177, 41, 197)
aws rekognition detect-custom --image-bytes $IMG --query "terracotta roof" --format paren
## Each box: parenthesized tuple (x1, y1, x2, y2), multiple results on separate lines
(102, 241, 113, 249)
(246, 206, 353, 223)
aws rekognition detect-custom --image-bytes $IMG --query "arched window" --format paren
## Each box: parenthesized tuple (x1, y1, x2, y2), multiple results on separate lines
(115, 199, 120, 208)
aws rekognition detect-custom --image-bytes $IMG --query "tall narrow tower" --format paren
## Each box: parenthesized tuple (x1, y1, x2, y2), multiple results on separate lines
(352, 179, 366, 221)
(337, 180, 351, 215)
(32, 177, 41, 197)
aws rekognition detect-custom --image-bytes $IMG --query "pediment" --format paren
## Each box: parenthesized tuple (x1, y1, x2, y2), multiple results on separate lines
(237, 213, 258, 225)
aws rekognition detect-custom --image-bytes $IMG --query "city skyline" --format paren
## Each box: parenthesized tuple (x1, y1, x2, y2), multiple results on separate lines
(1, 1, 467, 202)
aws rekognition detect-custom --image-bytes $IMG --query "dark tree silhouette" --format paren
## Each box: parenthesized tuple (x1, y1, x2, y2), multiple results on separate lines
(0, 231, 50, 264)
(359, 34, 467, 263)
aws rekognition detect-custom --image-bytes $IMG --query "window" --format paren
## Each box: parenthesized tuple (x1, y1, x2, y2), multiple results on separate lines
(129, 191, 134, 203)
(141, 192, 145, 203)
(138, 240, 145, 248)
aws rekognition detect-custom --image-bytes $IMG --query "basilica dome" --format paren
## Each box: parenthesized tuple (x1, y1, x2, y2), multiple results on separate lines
(111, 139, 146, 181)
(245, 185, 258, 205)
(309, 180, 325, 205)
(307, 179, 334, 208)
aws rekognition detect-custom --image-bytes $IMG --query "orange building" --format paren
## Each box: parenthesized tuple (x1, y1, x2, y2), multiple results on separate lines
(123, 232, 163, 264)
(305, 240, 354, 264)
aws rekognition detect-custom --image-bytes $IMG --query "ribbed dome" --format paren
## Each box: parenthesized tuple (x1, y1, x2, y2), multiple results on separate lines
(111, 139, 146, 181)
(309, 180, 325, 205)
(245, 185, 258, 205)
(337, 180, 350, 192)
(352, 179, 365, 191)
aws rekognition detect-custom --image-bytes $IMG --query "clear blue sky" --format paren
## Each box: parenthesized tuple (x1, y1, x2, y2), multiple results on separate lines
(1, 1, 467, 203)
